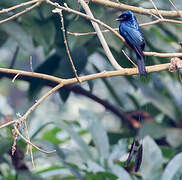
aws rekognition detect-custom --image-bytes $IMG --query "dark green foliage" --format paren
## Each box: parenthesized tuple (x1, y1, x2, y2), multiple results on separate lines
(1, 0, 182, 179)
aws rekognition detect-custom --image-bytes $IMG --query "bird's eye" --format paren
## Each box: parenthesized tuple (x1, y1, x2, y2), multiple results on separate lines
(123, 15, 127, 18)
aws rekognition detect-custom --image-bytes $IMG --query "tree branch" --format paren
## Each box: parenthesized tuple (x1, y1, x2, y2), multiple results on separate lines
(0, 1, 42, 25)
(91, 0, 182, 17)
(0, 70, 140, 128)
(77, 0, 123, 70)
(46, 0, 182, 58)
(0, 63, 172, 87)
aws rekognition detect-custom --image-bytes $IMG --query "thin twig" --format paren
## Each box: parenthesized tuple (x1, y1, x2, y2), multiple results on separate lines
(122, 50, 137, 67)
(78, 0, 123, 70)
(23, 121, 35, 168)
(12, 73, 20, 83)
(9, 46, 19, 69)
(0, 119, 18, 129)
(30, 56, 33, 72)
(0, 1, 42, 25)
(52, 9, 81, 82)
(22, 83, 64, 122)
(47, 0, 123, 70)
(149, 0, 163, 19)
(45, 0, 182, 57)
(168, 0, 182, 17)
(91, 0, 182, 18)
(67, 17, 182, 36)
(0, 63, 175, 88)
(0, 0, 39, 14)
(14, 125, 56, 154)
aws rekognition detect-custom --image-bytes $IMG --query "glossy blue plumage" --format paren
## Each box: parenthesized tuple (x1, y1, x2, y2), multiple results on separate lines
(117, 10, 146, 76)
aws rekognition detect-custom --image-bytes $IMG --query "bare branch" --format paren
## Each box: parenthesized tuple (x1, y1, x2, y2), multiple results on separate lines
(47, 0, 123, 70)
(52, 9, 81, 82)
(0, 0, 39, 14)
(168, 0, 182, 17)
(0, 1, 42, 25)
(45, 1, 182, 58)
(122, 50, 137, 67)
(78, 0, 123, 70)
(149, 0, 163, 19)
(14, 125, 56, 154)
(91, 0, 182, 18)
(0, 63, 176, 87)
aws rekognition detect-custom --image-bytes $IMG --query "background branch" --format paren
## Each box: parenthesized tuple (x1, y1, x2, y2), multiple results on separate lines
(78, 0, 123, 70)
(0, 70, 140, 128)
(0, 1, 42, 25)
(46, 1, 182, 58)
(91, 0, 182, 17)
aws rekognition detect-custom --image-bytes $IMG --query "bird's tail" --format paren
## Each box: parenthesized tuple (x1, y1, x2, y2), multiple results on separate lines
(136, 53, 147, 76)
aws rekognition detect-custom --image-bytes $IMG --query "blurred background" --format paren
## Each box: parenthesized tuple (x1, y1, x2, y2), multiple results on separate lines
(0, 0, 182, 179)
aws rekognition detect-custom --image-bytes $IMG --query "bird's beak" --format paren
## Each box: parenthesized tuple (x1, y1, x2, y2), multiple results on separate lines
(115, 17, 123, 21)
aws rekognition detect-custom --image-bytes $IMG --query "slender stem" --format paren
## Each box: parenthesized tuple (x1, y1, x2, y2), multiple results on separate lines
(0, 0, 39, 14)
(0, 1, 42, 25)
(91, 0, 182, 18)
(78, 0, 123, 70)
(53, 9, 81, 82)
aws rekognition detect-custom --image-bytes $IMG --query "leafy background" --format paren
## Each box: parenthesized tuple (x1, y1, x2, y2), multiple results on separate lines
(0, 0, 182, 179)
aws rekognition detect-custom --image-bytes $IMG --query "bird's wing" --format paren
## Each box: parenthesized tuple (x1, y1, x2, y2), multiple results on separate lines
(123, 26, 145, 56)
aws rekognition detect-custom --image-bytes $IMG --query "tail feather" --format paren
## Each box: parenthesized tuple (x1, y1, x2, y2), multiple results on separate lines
(136, 54, 147, 76)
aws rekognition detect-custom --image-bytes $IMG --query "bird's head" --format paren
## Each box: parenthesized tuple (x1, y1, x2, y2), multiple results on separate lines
(115, 10, 134, 22)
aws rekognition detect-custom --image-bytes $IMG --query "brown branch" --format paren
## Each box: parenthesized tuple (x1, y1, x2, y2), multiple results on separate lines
(67, 18, 182, 36)
(77, 0, 123, 70)
(0, 63, 172, 89)
(168, 0, 182, 17)
(9, 46, 19, 69)
(122, 50, 137, 67)
(14, 125, 56, 154)
(149, 0, 163, 19)
(45, 0, 182, 58)
(0, 0, 39, 14)
(0, 70, 140, 128)
(0, 1, 42, 25)
(91, 0, 182, 18)
(0, 62, 174, 131)
(52, 9, 81, 82)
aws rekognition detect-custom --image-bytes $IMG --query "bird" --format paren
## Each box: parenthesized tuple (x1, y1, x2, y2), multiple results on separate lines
(116, 10, 147, 76)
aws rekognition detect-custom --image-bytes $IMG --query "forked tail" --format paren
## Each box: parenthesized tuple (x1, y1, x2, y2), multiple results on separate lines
(136, 53, 147, 76)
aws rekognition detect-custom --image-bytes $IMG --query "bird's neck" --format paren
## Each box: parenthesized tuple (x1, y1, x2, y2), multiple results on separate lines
(124, 18, 139, 29)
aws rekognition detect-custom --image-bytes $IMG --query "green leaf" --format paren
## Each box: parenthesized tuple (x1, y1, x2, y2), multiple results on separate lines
(92, 64, 123, 107)
(42, 127, 62, 145)
(138, 122, 167, 139)
(59, 87, 71, 102)
(0, 22, 34, 53)
(110, 165, 132, 180)
(27, 20, 56, 52)
(56, 121, 92, 160)
(84, 110, 110, 159)
(0, 137, 12, 156)
(58, 48, 87, 78)
(31, 122, 54, 140)
(134, 82, 177, 120)
(162, 153, 182, 180)
(67, 20, 94, 50)
(28, 54, 61, 99)
(58, 47, 87, 101)
(140, 136, 163, 180)
(18, 170, 43, 180)
(161, 146, 176, 160)
(85, 171, 118, 180)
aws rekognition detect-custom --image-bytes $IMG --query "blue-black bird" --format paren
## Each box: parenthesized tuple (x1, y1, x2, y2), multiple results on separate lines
(116, 10, 147, 76)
